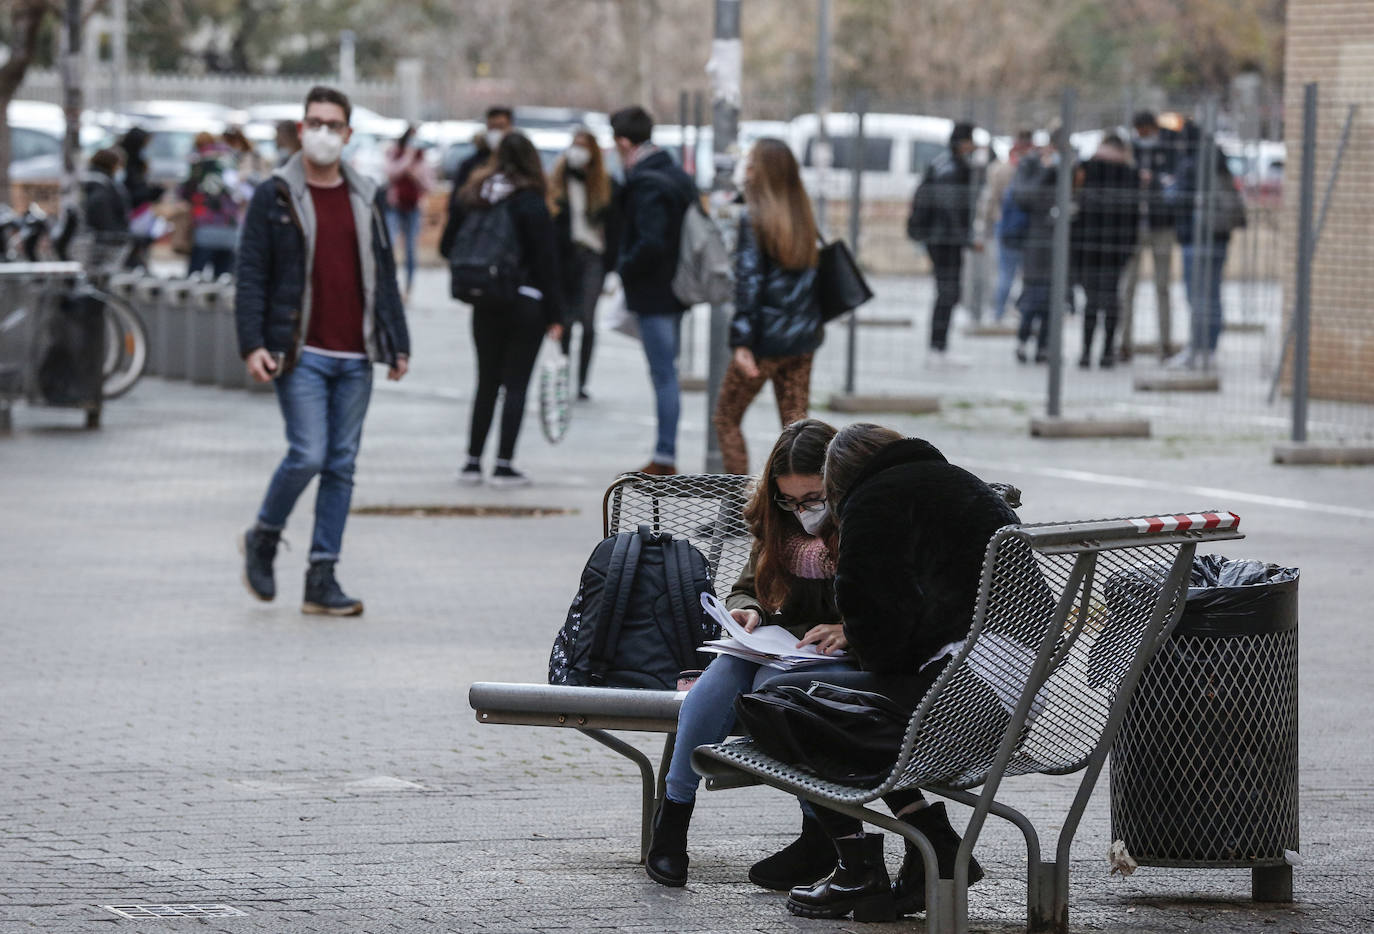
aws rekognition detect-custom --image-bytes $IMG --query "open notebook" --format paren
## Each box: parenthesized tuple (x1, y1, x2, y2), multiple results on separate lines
(700, 592, 847, 671)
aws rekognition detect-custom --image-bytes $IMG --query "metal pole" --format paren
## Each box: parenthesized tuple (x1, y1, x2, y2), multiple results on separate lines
(1046, 88, 1075, 419)
(704, 0, 741, 473)
(679, 90, 690, 165)
(111, 0, 128, 111)
(843, 95, 866, 396)
(814, 0, 831, 237)
(1292, 83, 1317, 443)
(60, 0, 83, 217)
(1186, 102, 1213, 364)
(1195, 99, 1218, 366)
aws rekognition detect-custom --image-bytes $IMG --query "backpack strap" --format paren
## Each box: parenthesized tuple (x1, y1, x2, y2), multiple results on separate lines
(660, 535, 704, 670)
(587, 530, 642, 685)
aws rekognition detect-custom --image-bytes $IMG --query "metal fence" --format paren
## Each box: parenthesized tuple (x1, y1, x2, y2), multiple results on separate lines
(679, 88, 1372, 449)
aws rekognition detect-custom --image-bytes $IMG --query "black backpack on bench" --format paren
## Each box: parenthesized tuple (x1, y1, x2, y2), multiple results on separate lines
(549, 525, 718, 690)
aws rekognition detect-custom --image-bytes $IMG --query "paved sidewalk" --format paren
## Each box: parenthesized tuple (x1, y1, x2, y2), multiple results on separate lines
(2, 268, 1372, 933)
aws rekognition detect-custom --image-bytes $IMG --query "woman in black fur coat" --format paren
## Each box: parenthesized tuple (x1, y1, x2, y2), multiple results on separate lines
(774, 423, 1021, 923)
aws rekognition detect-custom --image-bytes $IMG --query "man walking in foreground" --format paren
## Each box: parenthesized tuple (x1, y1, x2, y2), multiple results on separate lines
(235, 85, 411, 616)
(611, 105, 696, 475)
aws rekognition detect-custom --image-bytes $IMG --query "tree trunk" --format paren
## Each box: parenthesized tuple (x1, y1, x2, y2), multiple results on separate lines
(0, 0, 50, 208)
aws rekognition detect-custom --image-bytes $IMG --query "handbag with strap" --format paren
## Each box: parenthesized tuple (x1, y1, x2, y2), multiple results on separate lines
(816, 238, 874, 323)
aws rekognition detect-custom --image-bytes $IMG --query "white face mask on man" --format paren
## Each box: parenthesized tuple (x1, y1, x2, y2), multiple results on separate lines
(796, 503, 830, 536)
(301, 126, 345, 166)
(565, 145, 591, 170)
(485, 128, 507, 151)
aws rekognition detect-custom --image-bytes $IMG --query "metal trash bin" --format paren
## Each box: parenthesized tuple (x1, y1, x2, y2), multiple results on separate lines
(186, 280, 220, 385)
(132, 276, 163, 377)
(158, 279, 194, 380)
(1110, 555, 1300, 902)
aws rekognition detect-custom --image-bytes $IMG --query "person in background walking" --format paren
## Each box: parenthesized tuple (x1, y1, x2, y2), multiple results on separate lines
(224, 126, 270, 189)
(550, 128, 620, 400)
(1011, 128, 1068, 364)
(1169, 123, 1244, 371)
(180, 131, 242, 278)
(385, 125, 434, 302)
(981, 130, 1032, 322)
(81, 148, 130, 235)
(906, 121, 980, 362)
(117, 127, 162, 268)
(440, 132, 563, 487)
(275, 120, 301, 167)
(454, 105, 514, 191)
(1119, 111, 1180, 362)
(1071, 135, 1139, 368)
(713, 138, 822, 476)
(611, 105, 697, 476)
(235, 86, 411, 617)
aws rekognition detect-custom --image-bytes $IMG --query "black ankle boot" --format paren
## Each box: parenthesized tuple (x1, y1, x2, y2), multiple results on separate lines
(892, 803, 985, 916)
(748, 813, 837, 890)
(787, 834, 895, 922)
(645, 798, 693, 887)
(302, 561, 363, 617)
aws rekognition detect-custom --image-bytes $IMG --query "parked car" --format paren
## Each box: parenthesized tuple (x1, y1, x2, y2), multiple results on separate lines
(7, 100, 116, 185)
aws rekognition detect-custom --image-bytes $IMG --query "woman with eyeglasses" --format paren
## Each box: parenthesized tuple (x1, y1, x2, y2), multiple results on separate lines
(646, 419, 855, 890)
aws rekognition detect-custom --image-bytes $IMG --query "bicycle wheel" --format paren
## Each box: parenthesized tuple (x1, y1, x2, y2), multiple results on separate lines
(96, 290, 149, 399)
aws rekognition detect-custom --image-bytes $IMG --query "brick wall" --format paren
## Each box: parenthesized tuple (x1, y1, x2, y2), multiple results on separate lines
(1283, 1, 1374, 403)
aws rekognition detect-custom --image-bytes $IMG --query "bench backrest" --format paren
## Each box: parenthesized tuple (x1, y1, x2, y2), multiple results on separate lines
(604, 472, 757, 592)
(881, 512, 1244, 794)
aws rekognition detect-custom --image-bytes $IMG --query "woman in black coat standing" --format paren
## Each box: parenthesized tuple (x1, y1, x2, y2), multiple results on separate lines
(767, 423, 1022, 922)
(440, 132, 563, 487)
(1071, 135, 1140, 368)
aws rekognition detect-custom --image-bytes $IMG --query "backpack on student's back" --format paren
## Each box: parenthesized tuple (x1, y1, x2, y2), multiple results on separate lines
(671, 201, 734, 307)
(448, 199, 523, 303)
(996, 183, 1030, 247)
(549, 525, 719, 690)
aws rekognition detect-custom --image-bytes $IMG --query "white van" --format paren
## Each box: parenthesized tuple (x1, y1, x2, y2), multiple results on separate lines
(789, 112, 996, 202)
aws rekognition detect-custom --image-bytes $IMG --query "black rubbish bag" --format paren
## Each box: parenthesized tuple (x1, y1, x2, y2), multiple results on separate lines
(1110, 555, 1301, 866)
(33, 289, 105, 407)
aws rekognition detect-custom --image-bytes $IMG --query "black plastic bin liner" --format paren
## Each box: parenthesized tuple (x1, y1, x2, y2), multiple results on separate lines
(1110, 555, 1300, 865)
(33, 289, 105, 407)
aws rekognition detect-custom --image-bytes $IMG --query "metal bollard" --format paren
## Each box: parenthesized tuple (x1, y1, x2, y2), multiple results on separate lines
(213, 282, 246, 390)
(158, 279, 193, 380)
(186, 281, 220, 385)
(132, 276, 163, 377)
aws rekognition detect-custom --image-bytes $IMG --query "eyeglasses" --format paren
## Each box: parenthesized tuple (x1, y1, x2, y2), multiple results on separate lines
(774, 496, 826, 514)
(304, 118, 348, 133)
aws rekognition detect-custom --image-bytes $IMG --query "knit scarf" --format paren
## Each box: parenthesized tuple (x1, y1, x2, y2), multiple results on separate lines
(782, 532, 836, 580)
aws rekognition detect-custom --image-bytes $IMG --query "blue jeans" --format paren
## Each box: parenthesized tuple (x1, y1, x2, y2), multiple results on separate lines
(1182, 241, 1228, 353)
(256, 352, 373, 562)
(388, 207, 421, 292)
(993, 242, 1023, 321)
(664, 652, 855, 804)
(637, 312, 683, 464)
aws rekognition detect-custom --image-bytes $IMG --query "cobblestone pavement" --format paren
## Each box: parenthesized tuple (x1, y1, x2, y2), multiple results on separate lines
(2, 269, 1372, 933)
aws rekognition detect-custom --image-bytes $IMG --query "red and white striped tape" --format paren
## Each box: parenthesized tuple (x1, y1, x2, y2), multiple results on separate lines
(1129, 512, 1240, 534)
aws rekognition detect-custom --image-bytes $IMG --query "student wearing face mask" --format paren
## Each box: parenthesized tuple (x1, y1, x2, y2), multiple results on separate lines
(453, 105, 514, 191)
(713, 138, 822, 475)
(549, 129, 621, 400)
(235, 86, 411, 617)
(646, 419, 857, 891)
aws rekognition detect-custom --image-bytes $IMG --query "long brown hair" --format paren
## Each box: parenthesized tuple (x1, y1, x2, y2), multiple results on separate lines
(823, 423, 904, 513)
(460, 131, 548, 209)
(744, 419, 838, 611)
(549, 129, 612, 217)
(745, 138, 819, 271)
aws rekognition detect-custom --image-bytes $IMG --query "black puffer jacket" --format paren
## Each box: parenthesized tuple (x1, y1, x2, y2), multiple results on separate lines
(1071, 159, 1140, 270)
(834, 438, 1020, 675)
(728, 212, 822, 359)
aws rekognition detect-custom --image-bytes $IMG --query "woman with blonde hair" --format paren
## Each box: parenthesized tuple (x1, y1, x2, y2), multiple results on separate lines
(712, 138, 822, 475)
(549, 129, 620, 399)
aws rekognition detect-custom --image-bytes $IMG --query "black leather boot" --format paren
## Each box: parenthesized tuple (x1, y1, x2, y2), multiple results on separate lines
(892, 802, 985, 916)
(748, 813, 837, 890)
(645, 797, 693, 887)
(786, 834, 895, 922)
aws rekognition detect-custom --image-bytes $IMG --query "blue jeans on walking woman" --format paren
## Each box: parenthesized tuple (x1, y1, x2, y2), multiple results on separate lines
(638, 311, 683, 466)
(664, 652, 855, 805)
(388, 207, 421, 294)
(256, 352, 373, 562)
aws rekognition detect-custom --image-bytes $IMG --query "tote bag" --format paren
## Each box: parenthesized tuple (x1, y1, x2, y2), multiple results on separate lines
(817, 239, 874, 323)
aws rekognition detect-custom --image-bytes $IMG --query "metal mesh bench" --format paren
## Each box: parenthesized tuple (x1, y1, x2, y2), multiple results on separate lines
(469, 472, 757, 861)
(691, 511, 1244, 934)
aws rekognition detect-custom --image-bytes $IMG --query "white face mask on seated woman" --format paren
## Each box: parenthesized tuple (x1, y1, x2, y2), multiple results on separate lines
(797, 504, 829, 536)
(774, 473, 829, 537)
